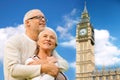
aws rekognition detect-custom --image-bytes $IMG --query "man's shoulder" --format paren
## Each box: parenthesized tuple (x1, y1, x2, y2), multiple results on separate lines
(4, 33, 25, 47)
(8, 33, 24, 40)
(6, 33, 25, 43)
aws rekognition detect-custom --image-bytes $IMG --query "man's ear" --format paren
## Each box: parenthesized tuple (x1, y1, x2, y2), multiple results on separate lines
(25, 20, 30, 27)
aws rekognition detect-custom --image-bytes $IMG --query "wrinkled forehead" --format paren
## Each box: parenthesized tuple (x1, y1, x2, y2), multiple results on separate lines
(39, 29, 56, 38)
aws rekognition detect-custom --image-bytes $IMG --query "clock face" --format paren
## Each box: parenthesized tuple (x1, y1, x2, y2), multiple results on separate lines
(79, 28, 87, 36)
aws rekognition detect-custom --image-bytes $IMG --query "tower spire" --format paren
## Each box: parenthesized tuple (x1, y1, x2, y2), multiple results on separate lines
(80, 1, 90, 23)
(83, 1, 88, 13)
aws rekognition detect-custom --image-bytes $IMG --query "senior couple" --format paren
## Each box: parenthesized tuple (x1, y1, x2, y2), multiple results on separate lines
(4, 9, 68, 80)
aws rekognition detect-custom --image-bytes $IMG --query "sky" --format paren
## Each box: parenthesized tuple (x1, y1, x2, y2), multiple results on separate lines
(0, 0, 120, 80)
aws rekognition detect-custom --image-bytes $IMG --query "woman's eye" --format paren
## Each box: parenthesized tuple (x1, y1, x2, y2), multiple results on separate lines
(50, 36, 55, 39)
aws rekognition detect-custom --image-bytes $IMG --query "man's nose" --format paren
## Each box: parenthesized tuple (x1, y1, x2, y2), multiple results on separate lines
(41, 17, 47, 22)
(46, 37, 50, 41)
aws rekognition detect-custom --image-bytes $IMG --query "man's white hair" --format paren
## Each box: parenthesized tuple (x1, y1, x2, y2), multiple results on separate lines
(23, 9, 42, 24)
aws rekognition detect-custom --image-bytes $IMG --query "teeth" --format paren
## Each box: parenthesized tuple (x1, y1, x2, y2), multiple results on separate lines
(45, 43, 51, 45)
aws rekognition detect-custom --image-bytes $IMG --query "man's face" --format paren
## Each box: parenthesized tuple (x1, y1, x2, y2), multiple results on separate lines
(26, 10, 46, 33)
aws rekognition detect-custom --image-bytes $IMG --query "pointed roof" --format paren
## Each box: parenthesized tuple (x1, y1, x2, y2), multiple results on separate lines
(83, 1, 88, 14)
(80, 1, 90, 23)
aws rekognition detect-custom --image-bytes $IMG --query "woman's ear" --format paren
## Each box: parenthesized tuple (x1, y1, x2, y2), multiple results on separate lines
(37, 40, 39, 46)
(37, 39, 41, 48)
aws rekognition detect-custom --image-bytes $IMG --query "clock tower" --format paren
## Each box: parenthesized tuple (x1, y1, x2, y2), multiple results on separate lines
(76, 3, 95, 80)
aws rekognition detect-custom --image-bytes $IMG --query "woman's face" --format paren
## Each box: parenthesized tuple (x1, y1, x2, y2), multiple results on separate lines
(38, 29, 56, 51)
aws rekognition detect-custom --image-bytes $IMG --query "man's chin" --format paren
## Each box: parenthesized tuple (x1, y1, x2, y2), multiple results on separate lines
(39, 27, 45, 32)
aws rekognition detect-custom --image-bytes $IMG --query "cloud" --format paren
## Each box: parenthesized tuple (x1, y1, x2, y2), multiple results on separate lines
(69, 61, 76, 69)
(60, 38, 76, 48)
(0, 24, 24, 62)
(56, 26, 74, 40)
(95, 29, 120, 66)
(56, 9, 78, 48)
(56, 8, 78, 40)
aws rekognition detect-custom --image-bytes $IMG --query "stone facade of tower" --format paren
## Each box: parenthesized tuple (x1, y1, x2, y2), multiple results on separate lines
(76, 3, 120, 80)
(76, 3, 95, 80)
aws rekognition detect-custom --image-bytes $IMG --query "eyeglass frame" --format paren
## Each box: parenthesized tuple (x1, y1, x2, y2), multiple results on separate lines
(27, 16, 47, 22)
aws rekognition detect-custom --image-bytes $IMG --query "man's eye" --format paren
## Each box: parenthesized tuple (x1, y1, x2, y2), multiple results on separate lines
(43, 35, 47, 37)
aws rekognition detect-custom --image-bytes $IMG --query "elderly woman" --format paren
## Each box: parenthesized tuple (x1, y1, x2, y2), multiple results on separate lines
(25, 27, 68, 80)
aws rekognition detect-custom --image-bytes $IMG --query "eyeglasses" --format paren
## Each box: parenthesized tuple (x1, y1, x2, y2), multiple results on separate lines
(28, 16, 47, 22)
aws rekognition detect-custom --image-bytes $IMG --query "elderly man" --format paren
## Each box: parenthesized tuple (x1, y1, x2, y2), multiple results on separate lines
(4, 9, 68, 80)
